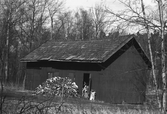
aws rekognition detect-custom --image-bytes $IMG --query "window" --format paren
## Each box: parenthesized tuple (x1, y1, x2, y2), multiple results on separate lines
(48, 72, 53, 79)
(54, 72, 59, 77)
(48, 72, 59, 79)
(68, 73, 75, 81)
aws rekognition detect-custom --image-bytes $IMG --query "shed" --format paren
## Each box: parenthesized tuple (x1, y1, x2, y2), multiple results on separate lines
(21, 35, 151, 104)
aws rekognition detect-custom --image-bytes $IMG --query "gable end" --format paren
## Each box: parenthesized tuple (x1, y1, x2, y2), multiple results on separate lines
(101, 37, 151, 69)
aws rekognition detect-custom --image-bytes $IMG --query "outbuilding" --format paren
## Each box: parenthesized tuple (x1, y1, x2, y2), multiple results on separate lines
(21, 35, 151, 104)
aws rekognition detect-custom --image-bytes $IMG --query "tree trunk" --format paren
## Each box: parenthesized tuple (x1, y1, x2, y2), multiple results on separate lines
(140, 0, 161, 108)
(158, 0, 166, 113)
(48, 8, 53, 40)
(5, 20, 9, 83)
(51, 19, 53, 40)
(0, 54, 5, 114)
(22, 74, 26, 90)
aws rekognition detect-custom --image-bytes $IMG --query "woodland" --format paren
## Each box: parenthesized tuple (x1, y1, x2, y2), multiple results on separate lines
(0, 0, 167, 113)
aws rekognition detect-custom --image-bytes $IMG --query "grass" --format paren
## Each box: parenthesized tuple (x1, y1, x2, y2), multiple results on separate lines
(2, 82, 25, 92)
(0, 83, 162, 114)
(2, 99, 161, 114)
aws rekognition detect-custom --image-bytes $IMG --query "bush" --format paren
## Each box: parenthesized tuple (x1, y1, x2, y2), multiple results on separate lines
(36, 76, 79, 97)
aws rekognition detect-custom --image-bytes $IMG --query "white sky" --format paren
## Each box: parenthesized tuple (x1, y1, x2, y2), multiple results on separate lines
(64, 0, 156, 11)
(64, 0, 123, 11)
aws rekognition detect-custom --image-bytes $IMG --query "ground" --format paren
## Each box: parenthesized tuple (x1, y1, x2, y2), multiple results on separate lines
(0, 86, 161, 114)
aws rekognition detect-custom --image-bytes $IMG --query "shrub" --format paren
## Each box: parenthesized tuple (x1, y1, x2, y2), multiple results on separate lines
(36, 76, 79, 97)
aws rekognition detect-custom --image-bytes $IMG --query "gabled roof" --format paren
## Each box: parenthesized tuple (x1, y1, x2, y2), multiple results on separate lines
(21, 35, 151, 67)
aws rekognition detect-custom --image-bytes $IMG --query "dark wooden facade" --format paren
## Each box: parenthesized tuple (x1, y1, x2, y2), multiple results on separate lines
(23, 36, 151, 104)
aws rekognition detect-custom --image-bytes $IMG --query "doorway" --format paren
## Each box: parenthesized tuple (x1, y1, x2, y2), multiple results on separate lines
(83, 73, 92, 91)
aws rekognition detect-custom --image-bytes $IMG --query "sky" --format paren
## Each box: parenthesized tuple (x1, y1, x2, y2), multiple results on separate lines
(65, 0, 124, 11)
(64, 0, 156, 11)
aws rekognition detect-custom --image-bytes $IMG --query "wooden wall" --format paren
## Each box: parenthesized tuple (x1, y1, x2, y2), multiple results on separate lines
(96, 45, 148, 104)
(25, 66, 100, 94)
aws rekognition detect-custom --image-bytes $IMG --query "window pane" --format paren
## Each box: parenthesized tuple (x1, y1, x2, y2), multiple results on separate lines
(48, 72, 53, 79)
(69, 73, 75, 81)
(54, 72, 59, 77)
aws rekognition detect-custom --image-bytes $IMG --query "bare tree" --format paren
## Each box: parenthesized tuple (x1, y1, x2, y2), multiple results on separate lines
(0, 0, 27, 82)
(106, 0, 167, 111)
(0, 0, 26, 111)
(47, 0, 64, 40)
(140, 0, 161, 108)
(0, 0, 55, 85)
(90, 4, 107, 39)
(77, 9, 95, 40)
(53, 12, 75, 40)
(21, 0, 48, 50)
(105, 0, 162, 31)
(156, 0, 166, 113)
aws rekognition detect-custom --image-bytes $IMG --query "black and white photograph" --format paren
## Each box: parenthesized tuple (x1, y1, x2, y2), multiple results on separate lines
(0, 0, 167, 113)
